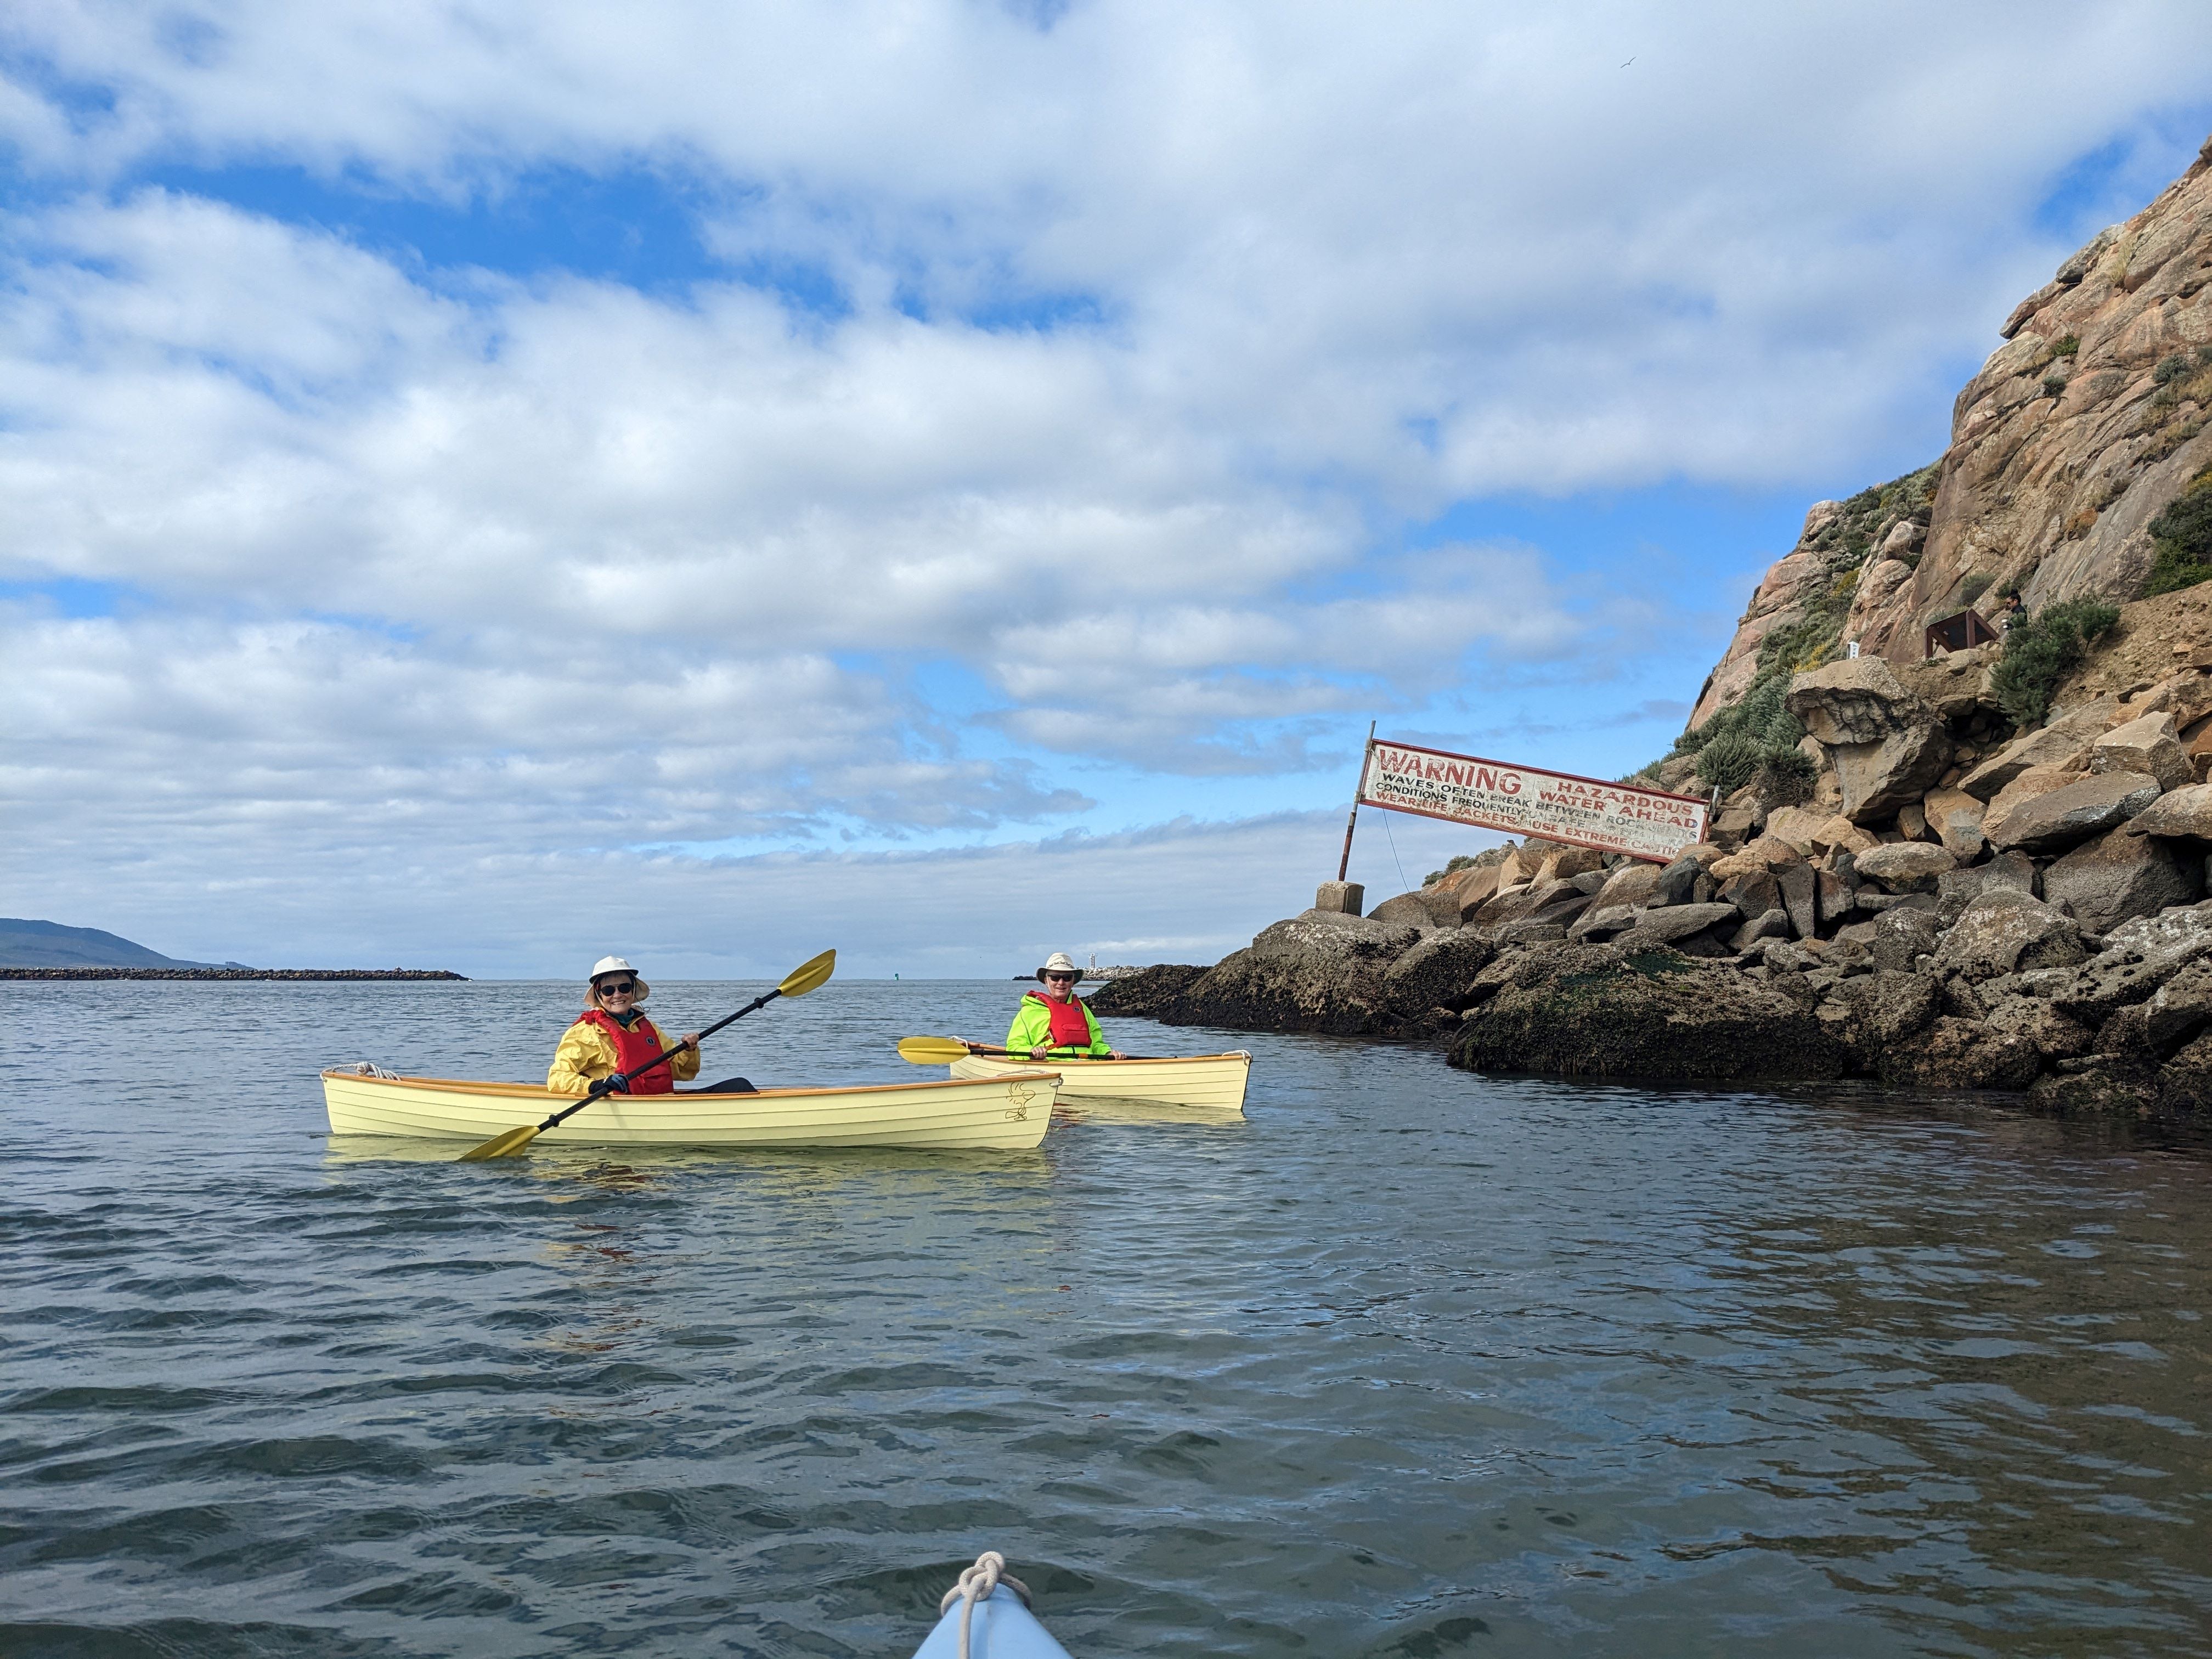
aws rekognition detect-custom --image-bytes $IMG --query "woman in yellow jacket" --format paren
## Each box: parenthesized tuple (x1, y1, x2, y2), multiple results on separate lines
(547, 956, 703, 1096)
(1006, 952, 1126, 1060)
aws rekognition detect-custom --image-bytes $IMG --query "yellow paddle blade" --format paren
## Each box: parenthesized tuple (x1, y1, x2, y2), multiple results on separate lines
(777, 947, 837, 999)
(896, 1035, 972, 1064)
(458, 1124, 541, 1161)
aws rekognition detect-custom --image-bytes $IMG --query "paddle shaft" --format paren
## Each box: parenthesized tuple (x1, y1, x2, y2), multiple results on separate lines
(533, 988, 785, 1133)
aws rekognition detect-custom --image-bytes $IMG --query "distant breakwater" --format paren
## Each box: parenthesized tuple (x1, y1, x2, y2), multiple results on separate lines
(3, 968, 466, 981)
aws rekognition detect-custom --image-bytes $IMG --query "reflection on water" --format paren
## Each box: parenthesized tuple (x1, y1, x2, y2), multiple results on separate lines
(2, 979, 2209, 1658)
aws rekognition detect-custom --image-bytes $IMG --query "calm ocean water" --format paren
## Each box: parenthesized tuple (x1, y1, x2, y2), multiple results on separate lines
(4, 977, 2210, 1657)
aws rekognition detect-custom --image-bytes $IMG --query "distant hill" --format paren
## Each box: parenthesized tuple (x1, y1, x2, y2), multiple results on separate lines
(0, 919, 244, 970)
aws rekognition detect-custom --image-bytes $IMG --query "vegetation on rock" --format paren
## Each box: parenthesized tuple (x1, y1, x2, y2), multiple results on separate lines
(2143, 465, 2212, 597)
(1989, 597, 2121, 727)
(1673, 666, 1809, 793)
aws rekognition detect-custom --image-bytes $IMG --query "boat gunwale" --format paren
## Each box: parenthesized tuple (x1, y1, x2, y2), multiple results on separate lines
(321, 1068, 1066, 1102)
(957, 1051, 1250, 1069)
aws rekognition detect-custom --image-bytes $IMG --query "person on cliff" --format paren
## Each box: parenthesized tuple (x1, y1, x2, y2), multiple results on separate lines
(1006, 953, 1125, 1061)
(547, 956, 753, 1096)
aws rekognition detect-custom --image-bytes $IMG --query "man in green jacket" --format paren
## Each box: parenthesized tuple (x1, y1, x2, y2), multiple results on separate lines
(1006, 952, 1126, 1060)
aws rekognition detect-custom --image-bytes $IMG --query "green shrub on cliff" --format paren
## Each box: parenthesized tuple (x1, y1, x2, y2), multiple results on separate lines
(1990, 597, 2121, 727)
(2143, 467, 2212, 596)
(1678, 669, 1809, 797)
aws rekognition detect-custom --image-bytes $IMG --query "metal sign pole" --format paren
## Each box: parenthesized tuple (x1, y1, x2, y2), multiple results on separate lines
(1337, 720, 1377, 881)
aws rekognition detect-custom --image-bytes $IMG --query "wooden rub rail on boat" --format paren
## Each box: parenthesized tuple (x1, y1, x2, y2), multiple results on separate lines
(322, 1070, 1060, 1151)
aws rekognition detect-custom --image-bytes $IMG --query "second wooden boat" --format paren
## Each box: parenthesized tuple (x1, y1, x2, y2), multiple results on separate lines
(948, 1049, 1249, 1114)
(323, 1069, 1058, 1150)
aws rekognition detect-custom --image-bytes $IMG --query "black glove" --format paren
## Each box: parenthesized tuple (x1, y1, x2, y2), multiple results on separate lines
(596, 1073, 630, 1094)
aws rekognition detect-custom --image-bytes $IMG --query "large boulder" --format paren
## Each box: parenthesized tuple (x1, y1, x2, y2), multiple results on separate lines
(1588, 859, 1666, 911)
(1085, 963, 1206, 1018)
(1448, 943, 1846, 1081)
(1871, 905, 1942, 971)
(1958, 697, 2122, 799)
(2089, 712, 2193, 792)
(1819, 969, 1941, 1073)
(1892, 646, 1997, 720)
(1162, 911, 1420, 1035)
(2039, 825, 2201, 933)
(2124, 782, 2212, 840)
(2027, 1058, 2160, 1118)
(1784, 657, 1936, 744)
(1762, 804, 1833, 855)
(1984, 770, 2163, 855)
(1785, 659, 1950, 825)
(1367, 890, 1451, 928)
(1933, 888, 2088, 981)
(1622, 901, 1741, 947)
(1979, 765, 2078, 845)
(1852, 842, 1957, 893)
(1830, 725, 1954, 826)
(1886, 1015, 2046, 1091)
(1922, 786, 1988, 860)
(1453, 865, 1505, 921)
(2141, 958, 2212, 1056)
(1380, 930, 1499, 1016)
(2013, 914, 2212, 1026)
(1778, 861, 1818, 940)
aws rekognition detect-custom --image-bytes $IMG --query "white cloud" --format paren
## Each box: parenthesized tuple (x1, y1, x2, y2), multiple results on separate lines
(4, 3, 2211, 966)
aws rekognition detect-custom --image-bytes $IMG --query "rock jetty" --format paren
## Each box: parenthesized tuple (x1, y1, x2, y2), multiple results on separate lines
(1097, 661, 2212, 1112)
(1095, 138, 2212, 1116)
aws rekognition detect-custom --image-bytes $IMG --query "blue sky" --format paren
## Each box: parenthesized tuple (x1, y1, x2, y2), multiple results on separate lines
(7, 3, 2212, 975)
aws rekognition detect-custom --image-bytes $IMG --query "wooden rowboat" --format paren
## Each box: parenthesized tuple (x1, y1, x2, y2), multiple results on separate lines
(322, 1069, 1059, 1151)
(947, 1050, 1249, 1115)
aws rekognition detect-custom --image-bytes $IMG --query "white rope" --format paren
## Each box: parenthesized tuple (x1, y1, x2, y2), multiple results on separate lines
(938, 1551, 1031, 1659)
(349, 1061, 401, 1079)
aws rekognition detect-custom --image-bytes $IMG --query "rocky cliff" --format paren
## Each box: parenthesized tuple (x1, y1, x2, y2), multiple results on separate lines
(1691, 136, 2212, 728)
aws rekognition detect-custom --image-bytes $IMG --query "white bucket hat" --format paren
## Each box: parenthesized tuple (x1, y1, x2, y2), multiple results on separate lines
(1035, 952, 1081, 983)
(588, 955, 650, 1001)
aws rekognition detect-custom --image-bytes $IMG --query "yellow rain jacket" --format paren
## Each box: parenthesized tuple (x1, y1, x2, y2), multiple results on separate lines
(1005, 991, 1111, 1058)
(546, 1011, 701, 1097)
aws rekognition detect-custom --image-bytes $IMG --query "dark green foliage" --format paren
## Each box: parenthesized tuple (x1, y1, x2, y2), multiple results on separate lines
(1618, 756, 1669, 786)
(2053, 334, 2080, 358)
(1960, 573, 1993, 606)
(1673, 460, 1938, 790)
(1989, 597, 2122, 727)
(2042, 374, 2069, 398)
(1752, 746, 1816, 805)
(2154, 353, 2191, 385)
(1695, 731, 1759, 792)
(2143, 469, 2212, 597)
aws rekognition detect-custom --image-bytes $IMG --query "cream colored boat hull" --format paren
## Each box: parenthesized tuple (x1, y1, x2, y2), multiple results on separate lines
(948, 1051, 1249, 1115)
(323, 1070, 1058, 1150)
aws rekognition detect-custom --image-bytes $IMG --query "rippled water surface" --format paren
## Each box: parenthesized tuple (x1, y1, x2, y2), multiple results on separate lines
(5, 978, 2212, 1657)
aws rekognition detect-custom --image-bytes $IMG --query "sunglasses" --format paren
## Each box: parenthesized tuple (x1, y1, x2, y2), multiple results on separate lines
(1044, 973, 1077, 982)
(596, 980, 637, 996)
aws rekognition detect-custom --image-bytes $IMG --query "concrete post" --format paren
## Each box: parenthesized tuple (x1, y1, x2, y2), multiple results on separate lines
(1314, 880, 1364, 916)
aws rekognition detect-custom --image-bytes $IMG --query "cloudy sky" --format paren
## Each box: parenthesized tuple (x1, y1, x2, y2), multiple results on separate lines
(6, 2, 2212, 978)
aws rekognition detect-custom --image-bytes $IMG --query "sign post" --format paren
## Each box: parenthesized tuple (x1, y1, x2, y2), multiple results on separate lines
(1355, 738, 1707, 864)
(1336, 721, 1376, 881)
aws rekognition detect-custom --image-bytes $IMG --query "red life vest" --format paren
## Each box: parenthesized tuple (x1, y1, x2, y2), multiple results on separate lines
(1030, 990, 1093, 1049)
(573, 1008, 678, 1093)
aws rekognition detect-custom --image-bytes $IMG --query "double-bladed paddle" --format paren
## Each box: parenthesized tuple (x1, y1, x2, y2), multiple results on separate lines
(459, 948, 838, 1161)
(895, 1035, 1141, 1064)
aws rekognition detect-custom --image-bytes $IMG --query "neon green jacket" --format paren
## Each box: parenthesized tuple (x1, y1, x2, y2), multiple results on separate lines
(1005, 991, 1111, 1057)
